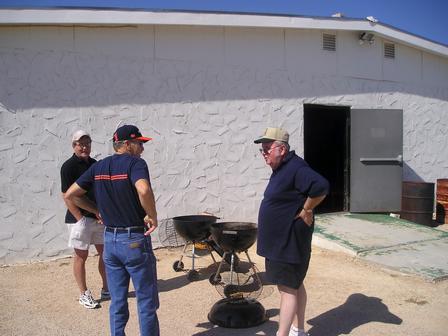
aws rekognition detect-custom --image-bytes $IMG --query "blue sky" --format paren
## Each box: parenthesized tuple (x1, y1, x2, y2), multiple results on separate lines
(1, 0, 447, 46)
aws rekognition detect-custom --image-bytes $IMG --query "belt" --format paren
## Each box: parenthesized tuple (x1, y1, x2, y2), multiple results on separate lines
(105, 226, 146, 233)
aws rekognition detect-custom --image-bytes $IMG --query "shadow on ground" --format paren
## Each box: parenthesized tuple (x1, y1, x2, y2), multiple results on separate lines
(189, 293, 402, 336)
(307, 293, 402, 336)
(157, 260, 260, 293)
(192, 308, 279, 336)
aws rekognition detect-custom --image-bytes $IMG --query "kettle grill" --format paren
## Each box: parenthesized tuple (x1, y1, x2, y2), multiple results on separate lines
(171, 215, 224, 281)
(207, 222, 266, 328)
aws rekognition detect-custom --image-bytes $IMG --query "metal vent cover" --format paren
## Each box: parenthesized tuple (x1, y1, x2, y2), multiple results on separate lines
(322, 33, 336, 51)
(384, 42, 395, 58)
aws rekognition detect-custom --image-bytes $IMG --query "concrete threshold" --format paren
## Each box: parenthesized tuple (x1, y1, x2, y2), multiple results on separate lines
(313, 212, 448, 282)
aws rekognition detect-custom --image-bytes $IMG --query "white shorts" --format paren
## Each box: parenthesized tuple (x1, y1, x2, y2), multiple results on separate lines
(67, 216, 105, 250)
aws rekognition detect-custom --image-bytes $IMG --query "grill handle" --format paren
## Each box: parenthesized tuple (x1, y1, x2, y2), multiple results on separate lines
(222, 230, 238, 235)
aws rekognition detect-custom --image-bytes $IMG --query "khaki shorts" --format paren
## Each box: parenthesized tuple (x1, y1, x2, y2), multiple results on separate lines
(67, 216, 104, 250)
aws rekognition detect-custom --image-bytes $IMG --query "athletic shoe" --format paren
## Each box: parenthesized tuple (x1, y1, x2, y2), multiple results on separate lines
(79, 289, 100, 309)
(100, 289, 111, 300)
(289, 326, 309, 336)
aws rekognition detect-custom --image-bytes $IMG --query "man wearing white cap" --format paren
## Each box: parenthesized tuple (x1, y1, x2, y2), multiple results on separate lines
(255, 127, 329, 336)
(60, 130, 108, 309)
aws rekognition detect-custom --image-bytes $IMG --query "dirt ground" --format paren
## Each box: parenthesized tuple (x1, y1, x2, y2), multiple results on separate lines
(1, 244, 447, 336)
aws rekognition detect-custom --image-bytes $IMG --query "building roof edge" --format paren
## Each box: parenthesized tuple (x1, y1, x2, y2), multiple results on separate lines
(1, 8, 447, 58)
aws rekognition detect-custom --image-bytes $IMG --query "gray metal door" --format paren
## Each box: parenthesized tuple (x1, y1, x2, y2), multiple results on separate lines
(350, 109, 403, 212)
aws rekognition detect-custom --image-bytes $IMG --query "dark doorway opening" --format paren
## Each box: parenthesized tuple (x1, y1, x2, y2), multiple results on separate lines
(304, 104, 350, 213)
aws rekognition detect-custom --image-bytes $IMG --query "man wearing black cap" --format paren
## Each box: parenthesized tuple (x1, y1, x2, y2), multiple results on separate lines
(254, 127, 329, 336)
(65, 125, 159, 336)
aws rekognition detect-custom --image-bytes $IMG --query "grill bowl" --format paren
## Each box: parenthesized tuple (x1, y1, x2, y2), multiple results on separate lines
(172, 215, 218, 242)
(210, 222, 257, 253)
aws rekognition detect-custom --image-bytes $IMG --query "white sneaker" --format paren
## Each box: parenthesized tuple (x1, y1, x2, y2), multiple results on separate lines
(289, 326, 309, 336)
(79, 289, 100, 309)
(100, 288, 111, 300)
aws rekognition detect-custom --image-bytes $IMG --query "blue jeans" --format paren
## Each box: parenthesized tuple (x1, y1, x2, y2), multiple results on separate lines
(103, 230, 159, 336)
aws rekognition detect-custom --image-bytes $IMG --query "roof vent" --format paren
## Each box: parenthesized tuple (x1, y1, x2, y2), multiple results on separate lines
(384, 42, 395, 59)
(322, 33, 336, 51)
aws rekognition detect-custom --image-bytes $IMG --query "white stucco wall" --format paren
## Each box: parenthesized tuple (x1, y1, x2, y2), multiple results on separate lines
(0, 24, 447, 264)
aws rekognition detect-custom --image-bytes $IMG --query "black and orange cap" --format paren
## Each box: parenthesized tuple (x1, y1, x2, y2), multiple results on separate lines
(112, 125, 152, 143)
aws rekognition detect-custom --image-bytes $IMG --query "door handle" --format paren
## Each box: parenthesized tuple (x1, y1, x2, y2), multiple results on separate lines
(360, 155, 403, 163)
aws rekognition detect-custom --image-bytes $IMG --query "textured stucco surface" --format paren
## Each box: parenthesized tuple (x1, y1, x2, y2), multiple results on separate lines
(0, 25, 447, 264)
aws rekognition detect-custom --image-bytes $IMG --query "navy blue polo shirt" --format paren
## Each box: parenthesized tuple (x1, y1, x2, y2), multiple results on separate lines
(76, 153, 150, 228)
(60, 154, 97, 223)
(257, 150, 329, 264)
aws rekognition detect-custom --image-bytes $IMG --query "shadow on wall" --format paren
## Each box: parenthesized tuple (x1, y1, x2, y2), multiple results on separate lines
(403, 162, 425, 182)
(307, 293, 402, 336)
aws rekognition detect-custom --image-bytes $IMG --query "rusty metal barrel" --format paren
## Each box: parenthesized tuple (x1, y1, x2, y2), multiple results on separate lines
(401, 181, 435, 227)
(436, 179, 448, 224)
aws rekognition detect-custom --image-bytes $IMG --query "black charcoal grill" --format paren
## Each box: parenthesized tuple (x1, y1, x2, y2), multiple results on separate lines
(172, 215, 220, 281)
(210, 222, 257, 253)
(207, 222, 266, 328)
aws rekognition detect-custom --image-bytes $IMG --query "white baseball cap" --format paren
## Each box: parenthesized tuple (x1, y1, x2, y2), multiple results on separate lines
(72, 130, 91, 142)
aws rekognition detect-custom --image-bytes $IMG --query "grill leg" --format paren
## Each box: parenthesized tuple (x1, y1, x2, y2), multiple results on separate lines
(229, 253, 236, 285)
(191, 243, 196, 271)
(213, 252, 227, 280)
(178, 242, 189, 264)
(245, 250, 262, 285)
(207, 244, 218, 267)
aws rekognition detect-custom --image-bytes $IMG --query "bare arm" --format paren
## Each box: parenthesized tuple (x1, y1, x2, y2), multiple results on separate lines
(62, 192, 84, 222)
(135, 178, 158, 236)
(295, 194, 327, 226)
(64, 183, 100, 221)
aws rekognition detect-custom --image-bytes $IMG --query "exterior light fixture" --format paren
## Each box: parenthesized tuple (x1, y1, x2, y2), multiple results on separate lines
(359, 32, 375, 45)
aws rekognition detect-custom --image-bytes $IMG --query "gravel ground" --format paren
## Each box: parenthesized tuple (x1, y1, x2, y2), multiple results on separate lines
(1, 244, 447, 336)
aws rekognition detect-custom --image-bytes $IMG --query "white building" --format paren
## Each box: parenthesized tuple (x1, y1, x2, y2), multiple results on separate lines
(1, 9, 447, 264)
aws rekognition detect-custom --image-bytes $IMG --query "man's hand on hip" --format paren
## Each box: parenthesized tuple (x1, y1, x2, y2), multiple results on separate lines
(296, 209, 313, 226)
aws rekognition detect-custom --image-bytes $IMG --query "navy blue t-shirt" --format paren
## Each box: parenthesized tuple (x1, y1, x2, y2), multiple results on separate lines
(76, 153, 150, 228)
(257, 150, 329, 264)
